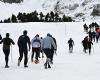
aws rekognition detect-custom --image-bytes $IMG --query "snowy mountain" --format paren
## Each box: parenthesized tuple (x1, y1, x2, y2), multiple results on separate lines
(0, 0, 100, 21)
(42, 0, 100, 21)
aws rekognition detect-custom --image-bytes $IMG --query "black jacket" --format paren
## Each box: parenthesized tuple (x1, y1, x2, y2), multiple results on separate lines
(18, 35, 30, 49)
(0, 37, 15, 49)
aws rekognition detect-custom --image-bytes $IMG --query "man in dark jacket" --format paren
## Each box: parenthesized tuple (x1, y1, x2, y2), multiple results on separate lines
(82, 36, 88, 53)
(68, 38, 74, 53)
(0, 33, 15, 68)
(17, 30, 30, 67)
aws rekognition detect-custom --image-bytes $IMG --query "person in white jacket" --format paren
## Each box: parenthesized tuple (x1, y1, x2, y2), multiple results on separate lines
(42, 33, 57, 69)
(31, 34, 41, 64)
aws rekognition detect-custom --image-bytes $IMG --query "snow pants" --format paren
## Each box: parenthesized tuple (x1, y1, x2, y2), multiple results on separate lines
(3, 48, 10, 66)
(18, 48, 28, 66)
(31, 47, 40, 61)
(43, 49, 52, 68)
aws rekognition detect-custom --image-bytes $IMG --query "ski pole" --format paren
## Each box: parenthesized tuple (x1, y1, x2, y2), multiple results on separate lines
(11, 45, 13, 63)
(92, 45, 95, 54)
(41, 51, 45, 64)
(28, 51, 32, 61)
(41, 56, 45, 64)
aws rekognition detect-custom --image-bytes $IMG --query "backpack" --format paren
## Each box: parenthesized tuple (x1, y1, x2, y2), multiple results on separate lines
(33, 38, 40, 44)
(32, 37, 41, 48)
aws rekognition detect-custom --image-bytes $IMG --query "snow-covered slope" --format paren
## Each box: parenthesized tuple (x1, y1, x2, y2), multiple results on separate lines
(0, 22, 100, 80)
(0, 0, 100, 21)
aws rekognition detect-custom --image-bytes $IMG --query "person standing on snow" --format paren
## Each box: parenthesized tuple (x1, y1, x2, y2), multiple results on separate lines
(42, 33, 57, 69)
(68, 38, 74, 53)
(87, 38, 93, 55)
(0, 33, 15, 68)
(17, 30, 30, 68)
(31, 34, 41, 64)
(82, 36, 88, 53)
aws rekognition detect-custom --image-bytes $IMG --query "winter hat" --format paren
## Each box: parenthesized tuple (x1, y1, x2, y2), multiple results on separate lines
(47, 33, 51, 36)
(23, 30, 27, 35)
(6, 33, 9, 37)
(36, 34, 39, 37)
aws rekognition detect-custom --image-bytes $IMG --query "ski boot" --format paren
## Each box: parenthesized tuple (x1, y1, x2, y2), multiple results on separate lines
(35, 59, 39, 64)
(44, 63, 47, 69)
(5, 65, 9, 68)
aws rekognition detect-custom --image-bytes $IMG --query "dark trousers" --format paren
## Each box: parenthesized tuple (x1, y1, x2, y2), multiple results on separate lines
(43, 49, 52, 59)
(69, 45, 73, 53)
(88, 47, 91, 55)
(31, 48, 40, 61)
(18, 48, 28, 66)
(43, 49, 52, 68)
(50, 49, 54, 62)
(96, 37, 99, 43)
(3, 49, 10, 66)
(83, 45, 87, 53)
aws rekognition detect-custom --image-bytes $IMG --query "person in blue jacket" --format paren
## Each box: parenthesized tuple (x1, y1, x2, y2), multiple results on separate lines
(17, 30, 30, 68)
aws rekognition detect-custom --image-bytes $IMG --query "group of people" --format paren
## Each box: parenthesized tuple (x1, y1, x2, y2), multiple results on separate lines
(67, 22, 100, 55)
(83, 22, 100, 43)
(0, 22, 100, 69)
(0, 30, 57, 69)
(82, 22, 100, 54)
(82, 36, 93, 55)
(67, 36, 93, 55)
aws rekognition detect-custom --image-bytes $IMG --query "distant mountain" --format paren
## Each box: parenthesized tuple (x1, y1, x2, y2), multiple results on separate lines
(0, 0, 100, 21)
(42, 0, 100, 21)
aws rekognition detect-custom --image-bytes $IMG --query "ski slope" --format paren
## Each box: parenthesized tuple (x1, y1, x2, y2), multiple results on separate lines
(0, 22, 100, 80)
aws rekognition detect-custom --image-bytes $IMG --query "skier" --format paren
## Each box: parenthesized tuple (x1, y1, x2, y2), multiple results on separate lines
(42, 33, 57, 69)
(89, 24, 92, 31)
(68, 38, 74, 53)
(31, 34, 41, 64)
(82, 36, 88, 53)
(83, 23, 88, 33)
(17, 30, 30, 67)
(87, 38, 93, 55)
(0, 33, 15, 68)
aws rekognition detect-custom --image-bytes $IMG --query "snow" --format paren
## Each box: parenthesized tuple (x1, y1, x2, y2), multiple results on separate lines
(0, 22, 100, 80)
